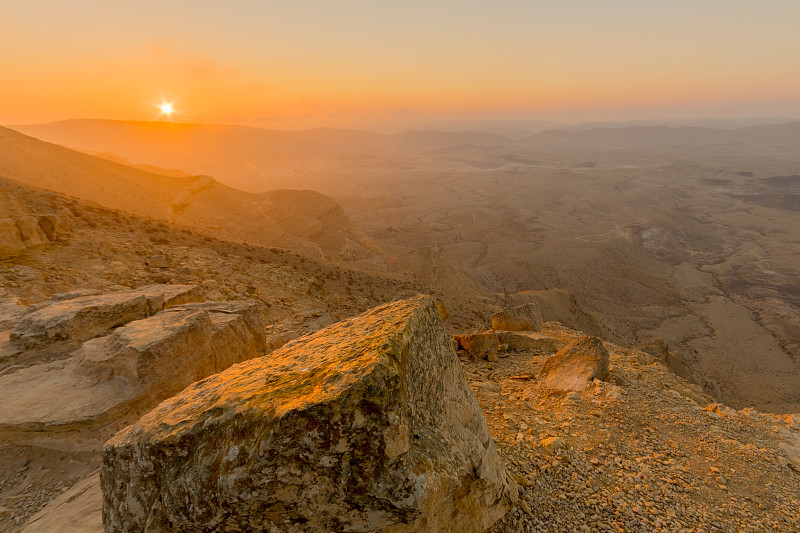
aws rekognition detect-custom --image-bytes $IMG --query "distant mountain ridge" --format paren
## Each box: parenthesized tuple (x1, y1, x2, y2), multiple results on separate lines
(0, 126, 374, 261)
(12, 118, 800, 192)
(11, 120, 511, 191)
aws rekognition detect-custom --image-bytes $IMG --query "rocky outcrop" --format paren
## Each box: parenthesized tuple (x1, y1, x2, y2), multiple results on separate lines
(0, 191, 60, 259)
(491, 303, 543, 333)
(8, 285, 202, 352)
(0, 294, 26, 331)
(538, 336, 609, 392)
(102, 296, 516, 533)
(454, 331, 500, 361)
(0, 215, 60, 259)
(497, 331, 565, 354)
(0, 287, 265, 448)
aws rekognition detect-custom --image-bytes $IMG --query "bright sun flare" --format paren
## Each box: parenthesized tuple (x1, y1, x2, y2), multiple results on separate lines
(159, 102, 173, 116)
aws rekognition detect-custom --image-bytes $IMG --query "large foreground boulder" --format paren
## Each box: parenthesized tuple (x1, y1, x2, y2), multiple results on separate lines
(102, 296, 516, 533)
(538, 336, 609, 392)
(491, 302, 543, 332)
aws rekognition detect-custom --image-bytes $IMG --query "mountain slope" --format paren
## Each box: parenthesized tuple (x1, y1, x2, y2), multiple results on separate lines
(0, 126, 371, 261)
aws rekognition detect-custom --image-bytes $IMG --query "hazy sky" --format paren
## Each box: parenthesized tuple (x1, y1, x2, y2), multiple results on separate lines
(2, 0, 799, 129)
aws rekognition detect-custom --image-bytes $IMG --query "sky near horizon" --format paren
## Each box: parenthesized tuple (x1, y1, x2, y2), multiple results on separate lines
(2, 0, 800, 129)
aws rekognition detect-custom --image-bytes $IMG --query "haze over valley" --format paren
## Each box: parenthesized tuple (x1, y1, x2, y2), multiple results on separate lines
(10, 119, 800, 412)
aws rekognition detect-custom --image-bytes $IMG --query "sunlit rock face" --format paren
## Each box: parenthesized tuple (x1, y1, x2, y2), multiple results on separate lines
(101, 295, 517, 533)
(538, 336, 610, 392)
(0, 189, 59, 260)
(0, 286, 265, 450)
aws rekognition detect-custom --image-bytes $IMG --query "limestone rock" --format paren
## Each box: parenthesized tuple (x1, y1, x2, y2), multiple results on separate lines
(0, 210, 59, 260)
(10, 292, 151, 350)
(127, 284, 204, 314)
(491, 303, 543, 332)
(0, 217, 25, 259)
(538, 336, 609, 392)
(496, 331, 565, 354)
(454, 331, 499, 359)
(9, 285, 202, 351)
(102, 296, 516, 533)
(173, 300, 267, 369)
(53, 289, 104, 301)
(0, 299, 265, 446)
(74, 306, 216, 383)
(0, 295, 26, 331)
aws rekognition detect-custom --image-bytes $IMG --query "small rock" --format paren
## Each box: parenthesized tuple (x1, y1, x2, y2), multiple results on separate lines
(539, 336, 609, 392)
(540, 436, 566, 451)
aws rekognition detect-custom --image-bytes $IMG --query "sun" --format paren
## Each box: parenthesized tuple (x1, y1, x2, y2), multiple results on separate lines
(159, 102, 173, 117)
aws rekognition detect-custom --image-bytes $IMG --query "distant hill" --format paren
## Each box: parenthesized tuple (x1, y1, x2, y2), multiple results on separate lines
(0, 126, 373, 261)
(12, 120, 510, 192)
(76, 149, 192, 177)
(517, 122, 800, 150)
(14, 118, 800, 194)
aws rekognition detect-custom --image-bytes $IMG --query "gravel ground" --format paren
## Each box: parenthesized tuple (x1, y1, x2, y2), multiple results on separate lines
(462, 324, 800, 533)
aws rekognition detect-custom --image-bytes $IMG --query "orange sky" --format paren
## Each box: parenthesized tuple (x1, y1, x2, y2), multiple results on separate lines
(2, 1, 799, 129)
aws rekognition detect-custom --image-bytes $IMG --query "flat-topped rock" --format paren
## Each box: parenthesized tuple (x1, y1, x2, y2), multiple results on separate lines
(496, 331, 565, 354)
(9, 285, 203, 351)
(127, 284, 203, 314)
(491, 303, 543, 332)
(454, 331, 500, 360)
(102, 296, 516, 533)
(538, 335, 609, 392)
(0, 300, 265, 445)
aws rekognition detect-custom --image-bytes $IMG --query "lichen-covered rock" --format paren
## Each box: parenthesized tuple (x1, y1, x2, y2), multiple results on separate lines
(497, 331, 565, 354)
(538, 336, 609, 392)
(102, 296, 516, 533)
(453, 331, 499, 360)
(490, 303, 543, 332)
